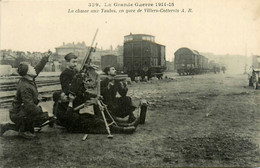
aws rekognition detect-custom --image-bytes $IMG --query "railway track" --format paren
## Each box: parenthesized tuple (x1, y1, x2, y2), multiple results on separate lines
(0, 88, 60, 108)
(0, 80, 60, 91)
(0, 78, 61, 108)
(0, 74, 130, 108)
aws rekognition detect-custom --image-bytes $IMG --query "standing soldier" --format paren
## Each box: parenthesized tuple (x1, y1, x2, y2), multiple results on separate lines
(213, 66, 217, 74)
(221, 66, 226, 74)
(0, 51, 53, 139)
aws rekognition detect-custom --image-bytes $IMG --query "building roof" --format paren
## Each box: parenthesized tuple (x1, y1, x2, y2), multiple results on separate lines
(124, 33, 155, 38)
(56, 42, 88, 49)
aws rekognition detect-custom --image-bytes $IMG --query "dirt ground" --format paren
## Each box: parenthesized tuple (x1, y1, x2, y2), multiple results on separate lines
(0, 72, 260, 167)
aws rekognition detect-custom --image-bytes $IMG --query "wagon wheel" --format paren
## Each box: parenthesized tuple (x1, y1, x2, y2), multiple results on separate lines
(156, 74, 163, 80)
(130, 75, 135, 81)
(253, 71, 259, 89)
(142, 66, 149, 72)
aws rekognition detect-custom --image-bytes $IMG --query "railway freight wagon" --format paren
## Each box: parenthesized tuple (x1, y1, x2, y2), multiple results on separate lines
(101, 55, 123, 73)
(174, 47, 208, 75)
(123, 33, 166, 81)
(199, 55, 209, 73)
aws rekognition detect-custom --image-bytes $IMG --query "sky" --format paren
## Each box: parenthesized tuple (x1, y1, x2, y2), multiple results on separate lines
(0, 0, 260, 61)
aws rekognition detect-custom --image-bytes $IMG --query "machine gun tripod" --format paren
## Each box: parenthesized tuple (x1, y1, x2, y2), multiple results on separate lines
(73, 95, 118, 138)
(73, 93, 148, 138)
(96, 99, 118, 138)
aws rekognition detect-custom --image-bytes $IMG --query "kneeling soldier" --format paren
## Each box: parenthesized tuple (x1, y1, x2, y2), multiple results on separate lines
(0, 52, 53, 139)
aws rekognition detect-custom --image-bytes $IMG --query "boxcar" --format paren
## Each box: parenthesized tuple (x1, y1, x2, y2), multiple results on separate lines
(174, 47, 208, 75)
(101, 55, 123, 72)
(200, 55, 209, 73)
(123, 33, 166, 80)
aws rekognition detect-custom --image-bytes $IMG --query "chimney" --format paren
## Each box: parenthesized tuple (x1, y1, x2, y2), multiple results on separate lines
(63, 42, 65, 46)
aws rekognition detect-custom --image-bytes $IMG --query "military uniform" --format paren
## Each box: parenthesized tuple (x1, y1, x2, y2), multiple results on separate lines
(100, 78, 136, 120)
(9, 57, 49, 133)
(54, 100, 136, 134)
(55, 102, 108, 133)
(55, 66, 136, 134)
(57, 67, 102, 132)
(60, 68, 78, 95)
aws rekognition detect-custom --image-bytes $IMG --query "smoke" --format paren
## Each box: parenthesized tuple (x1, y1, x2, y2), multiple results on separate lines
(202, 52, 250, 74)
(220, 55, 251, 75)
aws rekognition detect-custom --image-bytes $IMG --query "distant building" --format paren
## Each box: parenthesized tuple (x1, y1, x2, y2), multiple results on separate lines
(55, 42, 123, 70)
(44, 61, 61, 72)
(0, 50, 17, 62)
(0, 50, 62, 72)
(55, 42, 89, 59)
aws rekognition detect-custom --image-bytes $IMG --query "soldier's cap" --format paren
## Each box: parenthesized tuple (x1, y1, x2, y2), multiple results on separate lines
(17, 62, 30, 76)
(64, 53, 78, 62)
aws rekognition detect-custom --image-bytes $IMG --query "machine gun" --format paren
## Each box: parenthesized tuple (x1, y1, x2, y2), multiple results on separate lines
(69, 29, 99, 98)
(67, 29, 118, 138)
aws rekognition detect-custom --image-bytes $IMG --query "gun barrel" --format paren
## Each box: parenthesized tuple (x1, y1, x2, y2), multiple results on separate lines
(80, 29, 99, 71)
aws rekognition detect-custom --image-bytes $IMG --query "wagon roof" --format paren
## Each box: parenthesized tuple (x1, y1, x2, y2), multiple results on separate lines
(124, 39, 165, 47)
(193, 50, 200, 55)
(124, 34, 155, 37)
(174, 47, 200, 56)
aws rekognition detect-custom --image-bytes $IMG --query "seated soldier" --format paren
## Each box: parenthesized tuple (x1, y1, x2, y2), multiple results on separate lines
(101, 66, 138, 123)
(59, 53, 79, 96)
(0, 52, 53, 139)
(53, 91, 137, 134)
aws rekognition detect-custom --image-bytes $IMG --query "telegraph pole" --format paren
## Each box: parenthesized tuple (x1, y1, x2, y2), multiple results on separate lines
(243, 43, 248, 74)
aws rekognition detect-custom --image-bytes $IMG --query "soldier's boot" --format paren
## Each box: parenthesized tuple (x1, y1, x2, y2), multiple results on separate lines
(0, 123, 17, 136)
(139, 99, 148, 124)
(129, 116, 140, 127)
(46, 116, 56, 127)
(140, 105, 147, 124)
(117, 116, 140, 128)
(110, 125, 136, 134)
(113, 117, 127, 123)
(18, 130, 36, 139)
(127, 113, 136, 123)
